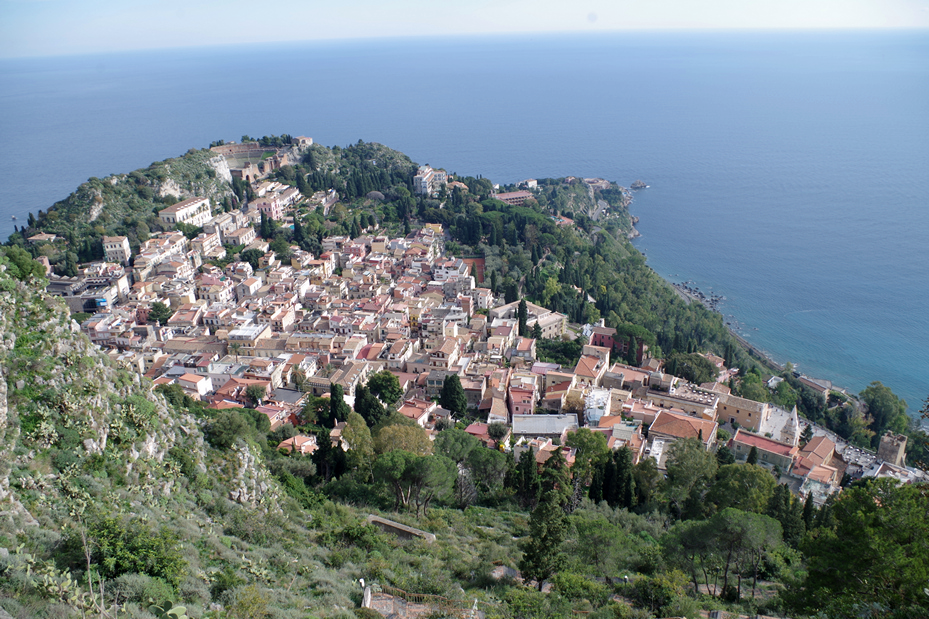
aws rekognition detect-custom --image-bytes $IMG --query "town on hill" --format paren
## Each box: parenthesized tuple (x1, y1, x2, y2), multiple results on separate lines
(1, 136, 927, 619)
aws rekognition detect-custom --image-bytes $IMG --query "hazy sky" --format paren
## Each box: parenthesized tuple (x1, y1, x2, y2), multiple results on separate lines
(2, 0, 928, 58)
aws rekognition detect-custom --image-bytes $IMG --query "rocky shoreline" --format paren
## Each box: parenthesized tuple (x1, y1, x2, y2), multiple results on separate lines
(671, 281, 787, 373)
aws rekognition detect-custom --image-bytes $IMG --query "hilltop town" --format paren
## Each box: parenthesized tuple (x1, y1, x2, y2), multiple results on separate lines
(28, 137, 924, 511)
(3, 136, 927, 619)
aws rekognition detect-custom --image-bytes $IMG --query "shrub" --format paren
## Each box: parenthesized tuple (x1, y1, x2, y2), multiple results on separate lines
(210, 565, 244, 600)
(551, 571, 610, 605)
(60, 516, 187, 588)
(206, 410, 253, 449)
(111, 573, 175, 604)
(227, 584, 269, 619)
(623, 570, 689, 613)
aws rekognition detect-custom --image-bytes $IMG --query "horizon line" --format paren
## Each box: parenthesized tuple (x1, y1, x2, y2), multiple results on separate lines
(3, 26, 927, 61)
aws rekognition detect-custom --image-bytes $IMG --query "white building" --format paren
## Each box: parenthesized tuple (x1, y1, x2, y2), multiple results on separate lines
(159, 197, 212, 228)
(102, 236, 132, 264)
(413, 165, 448, 196)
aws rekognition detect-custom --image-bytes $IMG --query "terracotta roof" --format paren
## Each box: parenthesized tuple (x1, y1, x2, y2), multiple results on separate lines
(573, 355, 601, 378)
(731, 429, 798, 457)
(649, 410, 716, 442)
(800, 435, 835, 464)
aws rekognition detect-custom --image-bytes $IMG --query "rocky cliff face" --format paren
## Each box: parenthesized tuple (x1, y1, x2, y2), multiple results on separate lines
(207, 154, 233, 184)
(0, 262, 340, 619)
(0, 264, 276, 541)
(23, 148, 235, 249)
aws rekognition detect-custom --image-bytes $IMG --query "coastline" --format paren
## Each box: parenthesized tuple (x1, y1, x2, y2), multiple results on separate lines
(626, 188, 857, 400)
(669, 280, 798, 381)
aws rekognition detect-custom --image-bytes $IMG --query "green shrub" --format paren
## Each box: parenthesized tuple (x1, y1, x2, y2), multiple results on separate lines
(168, 446, 198, 479)
(206, 410, 253, 449)
(210, 565, 244, 601)
(623, 570, 689, 613)
(51, 448, 81, 471)
(112, 573, 175, 604)
(551, 571, 610, 605)
(60, 516, 187, 588)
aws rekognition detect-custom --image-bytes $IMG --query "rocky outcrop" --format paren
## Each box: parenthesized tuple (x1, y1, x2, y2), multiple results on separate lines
(157, 178, 184, 199)
(208, 154, 233, 184)
(227, 442, 281, 512)
(0, 268, 214, 532)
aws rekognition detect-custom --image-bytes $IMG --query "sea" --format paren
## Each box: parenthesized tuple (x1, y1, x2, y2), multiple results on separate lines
(1, 31, 927, 416)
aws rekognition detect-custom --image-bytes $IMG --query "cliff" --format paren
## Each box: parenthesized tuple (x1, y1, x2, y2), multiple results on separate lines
(0, 262, 301, 617)
(17, 148, 235, 256)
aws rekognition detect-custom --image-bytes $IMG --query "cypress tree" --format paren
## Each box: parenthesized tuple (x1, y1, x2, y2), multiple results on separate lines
(615, 447, 636, 510)
(327, 383, 351, 428)
(504, 281, 518, 304)
(588, 462, 605, 503)
(782, 491, 806, 547)
(313, 427, 345, 482)
(293, 216, 305, 247)
(602, 453, 617, 507)
(531, 322, 543, 339)
(520, 448, 571, 589)
(802, 492, 816, 529)
(517, 449, 541, 510)
(747, 445, 759, 465)
(517, 299, 528, 337)
(439, 374, 467, 417)
(519, 486, 568, 590)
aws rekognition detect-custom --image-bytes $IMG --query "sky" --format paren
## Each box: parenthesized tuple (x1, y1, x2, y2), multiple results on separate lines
(1, 0, 928, 58)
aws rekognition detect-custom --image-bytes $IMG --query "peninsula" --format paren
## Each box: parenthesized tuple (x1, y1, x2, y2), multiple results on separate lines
(1, 135, 927, 619)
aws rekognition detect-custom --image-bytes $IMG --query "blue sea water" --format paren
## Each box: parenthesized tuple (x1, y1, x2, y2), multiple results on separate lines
(1, 31, 927, 414)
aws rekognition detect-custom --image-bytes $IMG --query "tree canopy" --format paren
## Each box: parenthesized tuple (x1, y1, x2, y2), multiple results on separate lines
(367, 370, 404, 405)
(795, 479, 929, 616)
